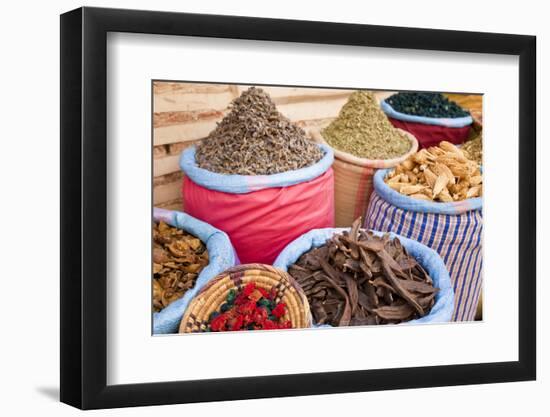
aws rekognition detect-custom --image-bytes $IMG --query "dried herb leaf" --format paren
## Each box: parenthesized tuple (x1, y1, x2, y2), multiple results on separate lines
(152, 221, 209, 312)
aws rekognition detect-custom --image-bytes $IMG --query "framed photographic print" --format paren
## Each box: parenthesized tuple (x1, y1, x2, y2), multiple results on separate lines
(60, 6, 536, 410)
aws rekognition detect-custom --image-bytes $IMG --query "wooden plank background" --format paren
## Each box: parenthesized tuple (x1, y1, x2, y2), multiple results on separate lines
(152, 82, 481, 210)
(153, 82, 362, 210)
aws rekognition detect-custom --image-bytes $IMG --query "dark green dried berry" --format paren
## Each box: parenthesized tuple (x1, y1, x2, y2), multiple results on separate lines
(257, 299, 271, 308)
(226, 289, 236, 304)
(387, 92, 470, 118)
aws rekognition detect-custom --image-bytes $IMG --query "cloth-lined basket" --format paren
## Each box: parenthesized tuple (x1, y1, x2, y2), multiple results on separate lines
(179, 264, 311, 333)
(312, 129, 418, 227)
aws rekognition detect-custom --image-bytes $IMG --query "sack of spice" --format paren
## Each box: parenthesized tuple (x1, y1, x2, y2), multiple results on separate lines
(180, 87, 335, 265)
(315, 91, 418, 228)
(153, 208, 237, 334)
(273, 224, 454, 326)
(381, 92, 473, 149)
(364, 143, 482, 321)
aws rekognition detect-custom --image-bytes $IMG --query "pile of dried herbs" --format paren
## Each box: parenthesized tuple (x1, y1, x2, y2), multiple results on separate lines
(288, 219, 439, 326)
(321, 91, 411, 160)
(153, 221, 209, 312)
(195, 87, 323, 175)
(462, 121, 483, 165)
(386, 92, 470, 118)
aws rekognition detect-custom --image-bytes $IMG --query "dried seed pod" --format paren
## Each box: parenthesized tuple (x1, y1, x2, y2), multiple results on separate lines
(388, 182, 407, 192)
(466, 185, 482, 198)
(401, 184, 427, 195)
(423, 167, 437, 188)
(406, 171, 418, 184)
(402, 159, 415, 171)
(385, 141, 482, 202)
(387, 173, 404, 184)
(439, 141, 463, 155)
(470, 175, 482, 186)
(438, 188, 454, 202)
(433, 162, 456, 185)
(447, 163, 470, 179)
(432, 175, 449, 198)
(413, 149, 429, 164)
(410, 193, 432, 201)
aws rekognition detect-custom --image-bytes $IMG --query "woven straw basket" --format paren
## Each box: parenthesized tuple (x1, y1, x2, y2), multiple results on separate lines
(179, 264, 311, 333)
(312, 129, 418, 227)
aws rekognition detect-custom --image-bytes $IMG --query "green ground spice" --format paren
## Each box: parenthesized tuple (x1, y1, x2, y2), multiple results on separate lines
(322, 91, 411, 160)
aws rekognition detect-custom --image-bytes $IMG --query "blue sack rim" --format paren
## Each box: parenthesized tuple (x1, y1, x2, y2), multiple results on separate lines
(180, 143, 334, 194)
(381, 99, 473, 128)
(152, 208, 236, 334)
(373, 168, 482, 215)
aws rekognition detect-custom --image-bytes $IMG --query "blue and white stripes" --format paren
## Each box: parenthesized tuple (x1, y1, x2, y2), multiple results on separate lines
(365, 191, 482, 321)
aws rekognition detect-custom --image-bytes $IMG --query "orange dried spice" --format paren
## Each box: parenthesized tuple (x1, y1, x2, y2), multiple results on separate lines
(385, 141, 482, 202)
(153, 221, 209, 312)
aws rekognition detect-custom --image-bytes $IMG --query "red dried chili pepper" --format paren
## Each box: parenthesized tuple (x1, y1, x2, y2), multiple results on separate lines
(207, 283, 289, 332)
(230, 315, 244, 331)
(242, 282, 256, 297)
(271, 302, 286, 318)
(210, 313, 228, 331)
(238, 300, 257, 315)
(257, 287, 270, 299)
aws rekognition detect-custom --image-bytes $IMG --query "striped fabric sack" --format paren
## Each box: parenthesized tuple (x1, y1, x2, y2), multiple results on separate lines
(365, 169, 482, 321)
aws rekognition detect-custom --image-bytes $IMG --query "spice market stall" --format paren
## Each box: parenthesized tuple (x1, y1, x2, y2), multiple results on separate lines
(152, 82, 483, 332)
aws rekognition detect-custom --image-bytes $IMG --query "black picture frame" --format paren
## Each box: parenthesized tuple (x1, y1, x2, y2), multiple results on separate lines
(60, 6, 536, 410)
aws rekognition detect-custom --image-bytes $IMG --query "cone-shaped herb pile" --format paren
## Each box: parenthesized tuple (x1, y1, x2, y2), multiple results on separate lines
(322, 90, 411, 160)
(196, 87, 323, 175)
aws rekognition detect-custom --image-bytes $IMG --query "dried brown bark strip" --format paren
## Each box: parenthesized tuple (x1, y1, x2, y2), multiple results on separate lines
(381, 261, 424, 316)
(399, 279, 440, 295)
(319, 259, 352, 326)
(374, 304, 416, 320)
